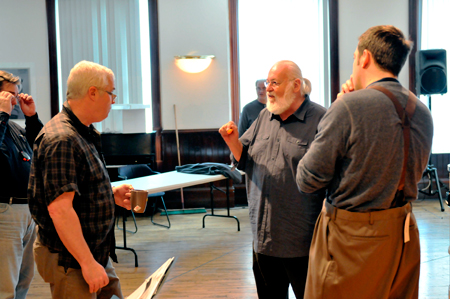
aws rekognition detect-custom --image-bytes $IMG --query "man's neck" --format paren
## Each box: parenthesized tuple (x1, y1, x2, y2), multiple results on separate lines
(67, 99, 93, 127)
(363, 71, 397, 89)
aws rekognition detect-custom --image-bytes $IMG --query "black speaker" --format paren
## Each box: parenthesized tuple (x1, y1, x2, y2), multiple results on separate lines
(416, 49, 447, 95)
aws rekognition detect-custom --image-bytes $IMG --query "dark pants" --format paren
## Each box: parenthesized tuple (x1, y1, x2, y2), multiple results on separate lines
(253, 250, 309, 299)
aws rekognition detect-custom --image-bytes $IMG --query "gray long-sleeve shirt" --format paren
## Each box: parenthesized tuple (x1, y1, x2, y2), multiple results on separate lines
(297, 79, 433, 212)
(234, 96, 326, 258)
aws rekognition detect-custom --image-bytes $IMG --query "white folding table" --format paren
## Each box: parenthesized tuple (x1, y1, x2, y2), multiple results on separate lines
(111, 171, 241, 266)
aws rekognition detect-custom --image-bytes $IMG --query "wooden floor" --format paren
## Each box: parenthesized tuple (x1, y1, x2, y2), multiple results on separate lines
(27, 197, 449, 299)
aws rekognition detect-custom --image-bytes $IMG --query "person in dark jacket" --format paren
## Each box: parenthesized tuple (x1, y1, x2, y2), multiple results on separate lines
(0, 70, 43, 299)
(238, 79, 267, 137)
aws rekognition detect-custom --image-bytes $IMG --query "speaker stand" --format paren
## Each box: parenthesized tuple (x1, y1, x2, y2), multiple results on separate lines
(447, 164, 450, 207)
(419, 164, 445, 211)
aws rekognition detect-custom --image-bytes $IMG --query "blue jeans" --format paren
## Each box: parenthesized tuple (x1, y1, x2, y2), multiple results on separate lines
(0, 203, 36, 299)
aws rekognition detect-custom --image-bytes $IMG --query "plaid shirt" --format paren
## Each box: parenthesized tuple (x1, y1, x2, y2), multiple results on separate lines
(28, 102, 115, 269)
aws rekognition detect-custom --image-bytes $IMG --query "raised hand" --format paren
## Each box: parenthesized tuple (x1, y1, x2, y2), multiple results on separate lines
(18, 93, 37, 117)
(0, 91, 14, 115)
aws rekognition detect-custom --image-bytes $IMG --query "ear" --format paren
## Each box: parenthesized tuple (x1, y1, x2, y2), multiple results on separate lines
(88, 86, 98, 101)
(361, 49, 371, 68)
(292, 78, 302, 93)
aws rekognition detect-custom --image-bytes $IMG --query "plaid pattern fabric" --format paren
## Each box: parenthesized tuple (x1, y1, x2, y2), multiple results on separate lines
(28, 102, 114, 269)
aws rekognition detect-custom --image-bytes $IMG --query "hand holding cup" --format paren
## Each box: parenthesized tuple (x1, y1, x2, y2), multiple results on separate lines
(130, 190, 148, 213)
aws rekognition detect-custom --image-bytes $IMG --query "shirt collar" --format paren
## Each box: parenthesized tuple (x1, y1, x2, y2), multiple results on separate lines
(270, 94, 311, 122)
(367, 77, 400, 88)
(62, 101, 100, 139)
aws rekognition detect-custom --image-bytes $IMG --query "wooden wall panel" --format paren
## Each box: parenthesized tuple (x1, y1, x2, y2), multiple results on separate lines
(156, 130, 449, 209)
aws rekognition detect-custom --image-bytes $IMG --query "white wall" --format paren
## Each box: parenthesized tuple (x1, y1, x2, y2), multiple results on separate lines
(0, 0, 412, 130)
(0, 0, 51, 124)
(158, 0, 231, 130)
(338, 0, 409, 87)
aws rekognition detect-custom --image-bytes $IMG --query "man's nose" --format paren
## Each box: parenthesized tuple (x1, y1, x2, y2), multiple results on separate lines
(11, 96, 18, 106)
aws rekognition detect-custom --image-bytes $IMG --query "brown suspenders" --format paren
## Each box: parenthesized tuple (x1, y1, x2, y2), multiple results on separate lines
(368, 85, 418, 207)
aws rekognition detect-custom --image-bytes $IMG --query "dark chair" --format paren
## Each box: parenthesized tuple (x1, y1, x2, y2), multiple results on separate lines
(117, 164, 171, 229)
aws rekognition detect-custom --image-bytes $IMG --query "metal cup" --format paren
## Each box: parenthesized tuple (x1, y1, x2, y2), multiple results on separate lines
(130, 190, 148, 213)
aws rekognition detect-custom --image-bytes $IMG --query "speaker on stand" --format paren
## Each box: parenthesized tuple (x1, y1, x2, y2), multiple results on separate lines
(416, 49, 448, 211)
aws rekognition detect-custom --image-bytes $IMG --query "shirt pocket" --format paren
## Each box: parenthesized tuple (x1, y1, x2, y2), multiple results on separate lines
(284, 137, 308, 164)
(250, 134, 270, 158)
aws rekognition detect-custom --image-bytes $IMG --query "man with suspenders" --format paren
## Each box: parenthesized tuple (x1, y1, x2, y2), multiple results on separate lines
(296, 25, 433, 298)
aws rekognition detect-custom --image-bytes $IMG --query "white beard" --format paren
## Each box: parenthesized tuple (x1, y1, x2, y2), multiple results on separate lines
(267, 84, 295, 115)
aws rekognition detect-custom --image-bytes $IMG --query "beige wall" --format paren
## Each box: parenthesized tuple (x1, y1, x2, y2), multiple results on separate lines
(158, 0, 231, 130)
(0, 0, 411, 129)
(0, 0, 51, 124)
(338, 0, 409, 87)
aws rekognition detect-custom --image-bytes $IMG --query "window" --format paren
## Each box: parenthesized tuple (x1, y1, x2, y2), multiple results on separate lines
(238, 0, 329, 111)
(55, 0, 152, 133)
(420, 0, 450, 153)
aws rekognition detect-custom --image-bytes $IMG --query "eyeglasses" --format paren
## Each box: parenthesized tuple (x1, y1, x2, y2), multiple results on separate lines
(97, 87, 117, 100)
(104, 90, 117, 100)
(264, 79, 296, 88)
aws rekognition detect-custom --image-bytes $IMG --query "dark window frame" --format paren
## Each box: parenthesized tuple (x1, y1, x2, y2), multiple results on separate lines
(45, 0, 163, 167)
(46, 0, 418, 168)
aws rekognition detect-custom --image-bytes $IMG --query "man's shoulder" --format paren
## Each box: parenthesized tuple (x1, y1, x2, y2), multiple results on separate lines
(243, 99, 261, 110)
(39, 114, 78, 144)
(7, 119, 24, 131)
(307, 99, 327, 114)
(256, 107, 271, 119)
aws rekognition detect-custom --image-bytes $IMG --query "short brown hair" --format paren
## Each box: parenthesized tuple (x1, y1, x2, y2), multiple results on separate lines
(358, 25, 412, 76)
(0, 70, 21, 91)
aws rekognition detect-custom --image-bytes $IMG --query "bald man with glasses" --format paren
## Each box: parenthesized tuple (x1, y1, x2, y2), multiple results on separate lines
(0, 70, 43, 299)
(220, 60, 326, 298)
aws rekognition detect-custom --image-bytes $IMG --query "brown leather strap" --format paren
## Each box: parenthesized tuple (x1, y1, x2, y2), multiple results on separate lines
(368, 85, 417, 203)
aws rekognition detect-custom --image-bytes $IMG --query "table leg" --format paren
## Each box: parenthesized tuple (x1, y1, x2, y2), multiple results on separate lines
(202, 179, 240, 231)
(115, 211, 139, 267)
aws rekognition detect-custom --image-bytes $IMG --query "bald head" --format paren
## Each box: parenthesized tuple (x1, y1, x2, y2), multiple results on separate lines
(270, 61, 311, 95)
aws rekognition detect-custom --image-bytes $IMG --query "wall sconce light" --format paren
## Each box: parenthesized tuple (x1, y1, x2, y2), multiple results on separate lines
(174, 55, 215, 73)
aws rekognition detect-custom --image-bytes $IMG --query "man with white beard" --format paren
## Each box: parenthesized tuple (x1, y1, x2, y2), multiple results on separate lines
(219, 60, 326, 299)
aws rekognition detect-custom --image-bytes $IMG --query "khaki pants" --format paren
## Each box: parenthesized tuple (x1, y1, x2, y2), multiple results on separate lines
(34, 235, 123, 299)
(304, 201, 420, 299)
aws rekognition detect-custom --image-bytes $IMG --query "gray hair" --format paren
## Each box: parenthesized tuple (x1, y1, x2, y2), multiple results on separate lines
(66, 60, 115, 100)
(0, 70, 21, 91)
(255, 79, 266, 86)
